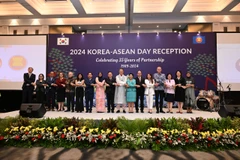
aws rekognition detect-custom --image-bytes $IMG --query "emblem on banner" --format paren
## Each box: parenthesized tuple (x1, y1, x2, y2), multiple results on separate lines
(193, 36, 205, 44)
(57, 38, 69, 45)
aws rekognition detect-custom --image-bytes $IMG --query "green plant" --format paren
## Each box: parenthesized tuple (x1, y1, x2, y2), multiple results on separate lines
(231, 117, 240, 130)
(203, 118, 220, 132)
(160, 118, 190, 131)
(117, 117, 151, 133)
(37, 117, 65, 129)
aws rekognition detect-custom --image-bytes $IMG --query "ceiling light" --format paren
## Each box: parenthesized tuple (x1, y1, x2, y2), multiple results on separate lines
(157, 25, 159, 28)
(138, 26, 141, 28)
(174, 30, 177, 33)
(179, 25, 181, 28)
(118, 26, 120, 28)
(99, 26, 102, 28)
(79, 26, 81, 29)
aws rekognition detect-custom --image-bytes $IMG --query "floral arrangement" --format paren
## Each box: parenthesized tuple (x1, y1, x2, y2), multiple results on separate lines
(0, 116, 240, 151)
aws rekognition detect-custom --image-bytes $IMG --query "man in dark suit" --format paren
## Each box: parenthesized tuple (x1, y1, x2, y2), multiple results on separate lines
(84, 72, 95, 113)
(105, 71, 116, 113)
(135, 70, 145, 113)
(22, 67, 36, 103)
(46, 71, 57, 111)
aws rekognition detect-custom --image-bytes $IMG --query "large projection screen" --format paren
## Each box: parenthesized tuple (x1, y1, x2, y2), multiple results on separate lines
(0, 35, 47, 90)
(217, 33, 240, 91)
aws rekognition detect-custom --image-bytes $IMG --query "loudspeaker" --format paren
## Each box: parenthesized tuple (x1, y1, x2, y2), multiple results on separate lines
(19, 103, 46, 118)
(218, 105, 240, 118)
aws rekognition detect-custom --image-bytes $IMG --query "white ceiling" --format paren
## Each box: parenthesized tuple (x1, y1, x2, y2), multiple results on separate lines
(0, 0, 240, 30)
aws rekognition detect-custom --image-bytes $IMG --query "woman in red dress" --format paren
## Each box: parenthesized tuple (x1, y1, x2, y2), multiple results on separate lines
(56, 72, 66, 111)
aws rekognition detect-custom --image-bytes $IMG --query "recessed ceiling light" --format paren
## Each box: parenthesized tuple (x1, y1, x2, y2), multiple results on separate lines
(100, 26, 102, 28)
(138, 26, 141, 28)
(157, 25, 159, 28)
(79, 26, 81, 29)
(179, 25, 181, 28)
(118, 26, 120, 28)
(174, 30, 177, 33)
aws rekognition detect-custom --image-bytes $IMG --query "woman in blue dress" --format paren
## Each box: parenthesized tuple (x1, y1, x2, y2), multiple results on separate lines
(125, 73, 137, 113)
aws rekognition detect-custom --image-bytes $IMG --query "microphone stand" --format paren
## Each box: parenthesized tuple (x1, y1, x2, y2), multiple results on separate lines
(216, 75, 226, 109)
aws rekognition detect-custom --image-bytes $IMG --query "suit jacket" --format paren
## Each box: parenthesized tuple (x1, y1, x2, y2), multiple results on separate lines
(22, 73, 36, 89)
(85, 78, 95, 94)
(36, 80, 47, 92)
(135, 77, 145, 94)
(46, 77, 56, 91)
(105, 77, 116, 94)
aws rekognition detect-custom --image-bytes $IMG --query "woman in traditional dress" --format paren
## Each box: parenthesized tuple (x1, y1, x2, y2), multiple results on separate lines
(95, 72, 106, 113)
(126, 73, 136, 113)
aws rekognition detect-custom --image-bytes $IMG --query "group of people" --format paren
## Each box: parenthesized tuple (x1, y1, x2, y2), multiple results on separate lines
(22, 66, 196, 114)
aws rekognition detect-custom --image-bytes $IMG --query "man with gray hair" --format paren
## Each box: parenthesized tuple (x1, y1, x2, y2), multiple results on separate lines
(153, 66, 166, 113)
(65, 72, 76, 112)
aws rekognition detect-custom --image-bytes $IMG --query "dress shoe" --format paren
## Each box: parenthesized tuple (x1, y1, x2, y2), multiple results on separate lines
(116, 110, 120, 113)
(123, 110, 126, 113)
(160, 110, 165, 113)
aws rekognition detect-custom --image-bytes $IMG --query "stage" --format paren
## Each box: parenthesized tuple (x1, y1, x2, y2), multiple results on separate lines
(0, 108, 220, 120)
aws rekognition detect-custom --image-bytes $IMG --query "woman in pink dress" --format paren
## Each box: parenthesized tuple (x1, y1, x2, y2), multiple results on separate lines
(95, 72, 106, 113)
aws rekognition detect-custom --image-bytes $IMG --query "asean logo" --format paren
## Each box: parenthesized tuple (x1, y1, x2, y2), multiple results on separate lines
(195, 37, 203, 43)
(9, 55, 27, 70)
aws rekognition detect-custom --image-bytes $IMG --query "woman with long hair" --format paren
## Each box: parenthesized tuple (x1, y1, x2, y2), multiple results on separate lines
(36, 73, 47, 105)
(75, 73, 85, 113)
(95, 72, 106, 113)
(144, 73, 155, 114)
(174, 70, 186, 114)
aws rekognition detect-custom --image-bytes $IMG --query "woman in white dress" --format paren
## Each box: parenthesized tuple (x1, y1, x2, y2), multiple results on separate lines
(114, 68, 127, 113)
(144, 73, 155, 114)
